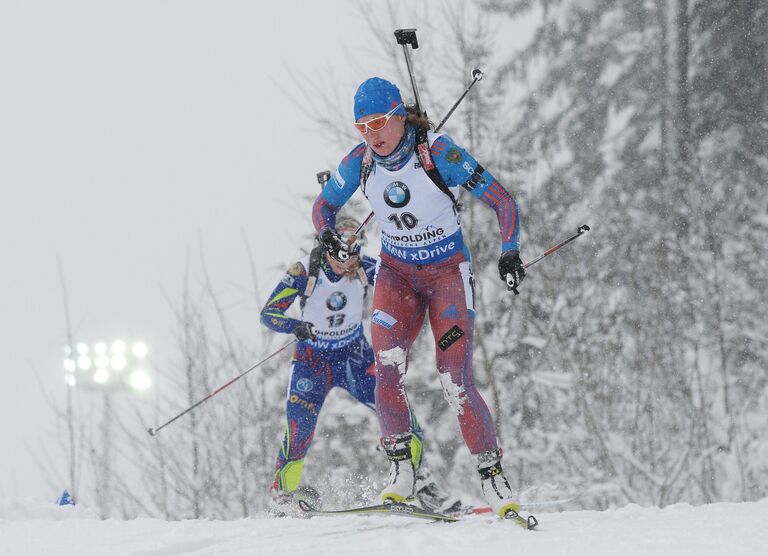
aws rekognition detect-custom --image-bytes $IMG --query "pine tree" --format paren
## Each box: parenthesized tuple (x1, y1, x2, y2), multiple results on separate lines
(485, 0, 768, 505)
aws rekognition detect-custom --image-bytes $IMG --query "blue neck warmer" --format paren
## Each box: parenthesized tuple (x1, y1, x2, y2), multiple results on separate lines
(371, 123, 417, 171)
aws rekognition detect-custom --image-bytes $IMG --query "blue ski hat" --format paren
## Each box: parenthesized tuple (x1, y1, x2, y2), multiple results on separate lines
(353, 77, 407, 120)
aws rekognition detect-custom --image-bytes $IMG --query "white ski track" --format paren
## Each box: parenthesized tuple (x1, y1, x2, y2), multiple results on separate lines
(1, 496, 767, 556)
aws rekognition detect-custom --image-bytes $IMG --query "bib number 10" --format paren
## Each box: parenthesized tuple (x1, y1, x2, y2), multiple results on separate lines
(388, 212, 419, 230)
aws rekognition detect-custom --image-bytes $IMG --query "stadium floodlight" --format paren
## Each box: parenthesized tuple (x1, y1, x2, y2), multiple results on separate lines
(64, 338, 152, 393)
(110, 354, 127, 371)
(93, 369, 109, 384)
(111, 340, 126, 355)
(129, 369, 152, 391)
(132, 342, 148, 359)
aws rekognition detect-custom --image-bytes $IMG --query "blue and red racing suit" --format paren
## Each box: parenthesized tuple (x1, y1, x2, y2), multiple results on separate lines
(311, 127, 521, 455)
(261, 251, 425, 493)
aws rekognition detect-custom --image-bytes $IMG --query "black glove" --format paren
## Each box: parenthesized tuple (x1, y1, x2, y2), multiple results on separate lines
(498, 250, 526, 295)
(319, 228, 352, 262)
(293, 322, 318, 342)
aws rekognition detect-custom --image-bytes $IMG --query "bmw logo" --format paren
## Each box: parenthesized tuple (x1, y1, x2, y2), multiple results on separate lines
(296, 378, 313, 393)
(326, 291, 347, 311)
(384, 181, 411, 208)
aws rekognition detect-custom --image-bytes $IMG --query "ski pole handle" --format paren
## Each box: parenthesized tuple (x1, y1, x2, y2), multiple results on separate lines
(316, 170, 331, 189)
(505, 274, 520, 295)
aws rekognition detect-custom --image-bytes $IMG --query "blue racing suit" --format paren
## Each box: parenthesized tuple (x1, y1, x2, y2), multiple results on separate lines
(261, 251, 424, 493)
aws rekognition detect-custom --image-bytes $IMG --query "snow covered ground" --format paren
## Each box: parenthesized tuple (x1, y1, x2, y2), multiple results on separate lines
(2, 497, 767, 556)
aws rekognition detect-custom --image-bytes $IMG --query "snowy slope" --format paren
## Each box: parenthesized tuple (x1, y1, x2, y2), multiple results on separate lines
(1, 497, 767, 556)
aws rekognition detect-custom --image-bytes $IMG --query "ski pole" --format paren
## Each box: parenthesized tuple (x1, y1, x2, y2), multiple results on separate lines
(314, 168, 370, 243)
(435, 69, 484, 132)
(147, 338, 297, 437)
(352, 212, 375, 237)
(394, 28, 425, 116)
(506, 224, 591, 291)
(317, 170, 371, 244)
(523, 224, 591, 269)
(316, 170, 331, 189)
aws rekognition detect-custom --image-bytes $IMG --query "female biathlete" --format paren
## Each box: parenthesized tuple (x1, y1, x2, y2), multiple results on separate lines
(311, 78, 527, 517)
(261, 218, 459, 515)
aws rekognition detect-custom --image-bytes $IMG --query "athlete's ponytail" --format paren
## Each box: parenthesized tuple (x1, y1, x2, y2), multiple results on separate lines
(405, 104, 434, 131)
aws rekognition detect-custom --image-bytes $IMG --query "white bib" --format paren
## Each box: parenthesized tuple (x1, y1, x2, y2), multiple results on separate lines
(364, 134, 464, 264)
(299, 255, 366, 349)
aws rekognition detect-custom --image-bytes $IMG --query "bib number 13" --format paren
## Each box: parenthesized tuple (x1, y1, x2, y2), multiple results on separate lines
(327, 314, 346, 327)
(388, 212, 419, 230)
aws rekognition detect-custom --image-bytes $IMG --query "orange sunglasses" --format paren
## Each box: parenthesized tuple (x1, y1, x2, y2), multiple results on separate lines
(354, 103, 403, 134)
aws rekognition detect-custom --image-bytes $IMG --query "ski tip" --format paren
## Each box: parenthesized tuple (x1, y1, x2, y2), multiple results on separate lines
(147, 427, 157, 437)
(578, 224, 591, 233)
(502, 508, 539, 530)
